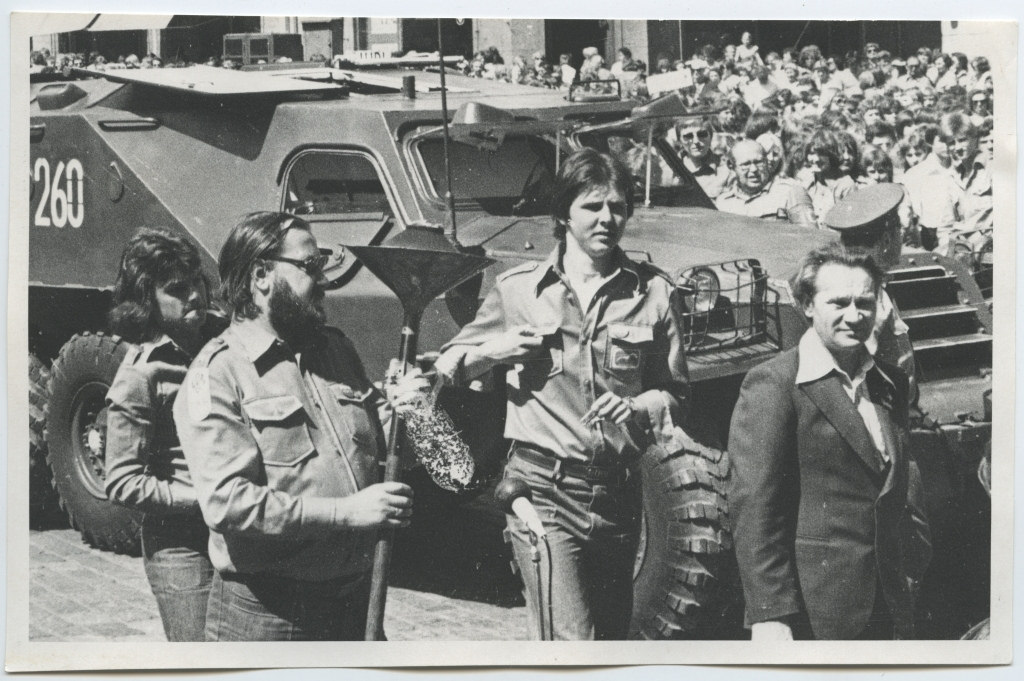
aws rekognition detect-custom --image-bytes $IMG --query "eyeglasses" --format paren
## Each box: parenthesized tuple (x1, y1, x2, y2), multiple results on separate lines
(266, 252, 330, 279)
(680, 130, 711, 141)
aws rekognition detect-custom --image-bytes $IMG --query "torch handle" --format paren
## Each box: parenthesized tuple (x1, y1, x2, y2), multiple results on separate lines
(364, 316, 419, 640)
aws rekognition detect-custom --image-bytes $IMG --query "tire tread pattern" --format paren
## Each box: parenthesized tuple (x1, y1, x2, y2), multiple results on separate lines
(632, 428, 737, 639)
(44, 332, 142, 555)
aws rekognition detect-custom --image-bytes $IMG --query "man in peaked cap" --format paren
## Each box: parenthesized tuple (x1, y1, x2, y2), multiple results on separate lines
(824, 184, 916, 400)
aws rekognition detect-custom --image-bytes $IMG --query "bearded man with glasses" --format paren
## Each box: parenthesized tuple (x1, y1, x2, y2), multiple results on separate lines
(173, 211, 428, 640)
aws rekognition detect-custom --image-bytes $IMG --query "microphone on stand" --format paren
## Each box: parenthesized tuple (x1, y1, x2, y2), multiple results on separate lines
(495, 476, 551, 640)
(494, 478, 547, 538)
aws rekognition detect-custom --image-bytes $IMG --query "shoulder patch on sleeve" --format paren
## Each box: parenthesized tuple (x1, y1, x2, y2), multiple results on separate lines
(496, 261, 539, 281)
(186, 367, 212, 421)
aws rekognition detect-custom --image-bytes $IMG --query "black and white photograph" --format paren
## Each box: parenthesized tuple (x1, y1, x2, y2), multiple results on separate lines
(5, 3, 1017, 671)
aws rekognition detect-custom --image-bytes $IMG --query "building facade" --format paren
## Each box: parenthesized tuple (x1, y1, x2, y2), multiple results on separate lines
(36, 16, 971, 69)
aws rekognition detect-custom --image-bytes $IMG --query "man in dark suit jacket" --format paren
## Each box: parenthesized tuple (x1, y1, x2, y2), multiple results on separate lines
(728, 243, 931, 640)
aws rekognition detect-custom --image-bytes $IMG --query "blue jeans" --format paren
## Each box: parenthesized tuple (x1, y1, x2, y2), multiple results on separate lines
(504, 448, 641, 640)
(142, 518, 213, 642)
(204, 571, 370, 641)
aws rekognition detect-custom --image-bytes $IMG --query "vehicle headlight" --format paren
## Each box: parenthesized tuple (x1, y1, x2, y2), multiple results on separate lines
(690, 267, 720, 314)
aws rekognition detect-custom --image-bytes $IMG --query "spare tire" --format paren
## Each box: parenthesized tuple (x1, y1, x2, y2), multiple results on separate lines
(45, 333, 142, 555)
(630, 430, 742, 639)
(29, 353, 61, 526)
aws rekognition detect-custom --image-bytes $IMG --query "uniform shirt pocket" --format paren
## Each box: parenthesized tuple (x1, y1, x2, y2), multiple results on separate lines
(603, 323, 654, 390)
(328, 383, 378, 448)
(242, 395, 316, 467)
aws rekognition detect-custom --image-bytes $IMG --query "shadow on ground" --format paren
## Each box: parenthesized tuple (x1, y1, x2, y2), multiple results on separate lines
(389, 469, 524, 608)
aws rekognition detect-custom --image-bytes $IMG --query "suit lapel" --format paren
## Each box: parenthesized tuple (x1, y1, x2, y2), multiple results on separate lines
(800, 375, 887, 480)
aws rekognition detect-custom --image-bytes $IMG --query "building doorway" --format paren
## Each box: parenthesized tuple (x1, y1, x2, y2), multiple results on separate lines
(545, 19, 608, 69)
(401, 19, 473, 57)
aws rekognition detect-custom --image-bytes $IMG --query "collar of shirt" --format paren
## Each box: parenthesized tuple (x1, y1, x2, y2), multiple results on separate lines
(720, 177, 776, 203)
(796, 327, 897, 462)
(683, 155, 719, 176)
(226, 318, 328, 365)
(532, 244, 642, 297)
(795, 326, 880, 391)
(138, 333, 186, 363)
(950, 153, 987, 181)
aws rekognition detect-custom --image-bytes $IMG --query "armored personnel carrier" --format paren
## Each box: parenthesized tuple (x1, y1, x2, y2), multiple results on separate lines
(27, 63, 991, 638)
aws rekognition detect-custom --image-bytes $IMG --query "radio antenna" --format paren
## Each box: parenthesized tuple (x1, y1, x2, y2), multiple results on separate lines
(437, 19, 458, 244)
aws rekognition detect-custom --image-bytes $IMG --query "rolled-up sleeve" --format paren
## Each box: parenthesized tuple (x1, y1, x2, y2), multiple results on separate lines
(172, 363, 343, 539)
(437, 281, 510, 384)
(105, 363, 199, 515)
(634, 286, 690, 429)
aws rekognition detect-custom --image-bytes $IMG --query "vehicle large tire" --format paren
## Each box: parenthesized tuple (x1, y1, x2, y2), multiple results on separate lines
(45, 333, 142, 555)
(630, 429, 741, 639)
(29, 353, 62, 526)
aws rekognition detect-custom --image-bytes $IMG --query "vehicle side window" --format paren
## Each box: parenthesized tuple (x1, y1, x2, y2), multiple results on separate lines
(284, 152, 391, 216)
(576, 129, 714, 209)
(282, 151, 395, 249)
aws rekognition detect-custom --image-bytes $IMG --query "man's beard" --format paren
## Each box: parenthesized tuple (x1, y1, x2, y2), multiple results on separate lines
(268, 279, 326, 348)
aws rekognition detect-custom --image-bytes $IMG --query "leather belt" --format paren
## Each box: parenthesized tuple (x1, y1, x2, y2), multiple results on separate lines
(511, 442, 630, 485)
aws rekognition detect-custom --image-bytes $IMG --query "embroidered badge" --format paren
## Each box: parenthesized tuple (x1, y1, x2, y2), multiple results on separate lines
(610, 347, 641, 370)
(187, 368, 212, 421)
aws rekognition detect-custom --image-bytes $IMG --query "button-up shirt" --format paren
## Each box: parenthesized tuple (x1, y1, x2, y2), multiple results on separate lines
(715, 176, 816, 227)
(682, 154, 730, 199)
(441, 246, 689, 467)
(105, 335, 202, 517)
(901, 154, 961, 229)
(804, 174, 857, 228)
(949, 154, 993, 234)
(173, 320, 386, 581)
(795, 328, 891, 461)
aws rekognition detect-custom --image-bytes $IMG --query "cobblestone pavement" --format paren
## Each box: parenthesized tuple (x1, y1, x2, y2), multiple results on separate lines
(29, 496, 528, 642)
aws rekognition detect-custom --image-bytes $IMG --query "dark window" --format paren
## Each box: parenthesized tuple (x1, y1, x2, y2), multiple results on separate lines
(250, 38, 270, 59)
(416, 136, 556, 216)
(283, 151, 395, 252)
(285, 152, 390, 216)
(223, 39, 242, 58)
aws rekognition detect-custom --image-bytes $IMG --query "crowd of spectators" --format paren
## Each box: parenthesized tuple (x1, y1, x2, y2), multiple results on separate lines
(28, 46, 326, 73)
(574, 35, 996, 260)
(32, 34, 996, 261)
(31, 47, 172, 72)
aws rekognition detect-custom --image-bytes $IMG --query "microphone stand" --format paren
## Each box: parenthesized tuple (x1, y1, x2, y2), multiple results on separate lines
(528, 530, 545, 641)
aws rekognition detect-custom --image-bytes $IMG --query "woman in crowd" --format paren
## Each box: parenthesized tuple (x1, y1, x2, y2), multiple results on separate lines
(431, 149, 689, 640)
(968, 90, 991, 126)
(510, 55, 527, 85)
(903, 130, 932, 171)
(967, 56, 993, 92)
(836, 130, 861, 179)
(104, 227, 226, 641)
(735, 31, 762, 66)
(717, 97, 752, 135)
(801, 128, 857, 226)
(858, 146, 894, 185)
